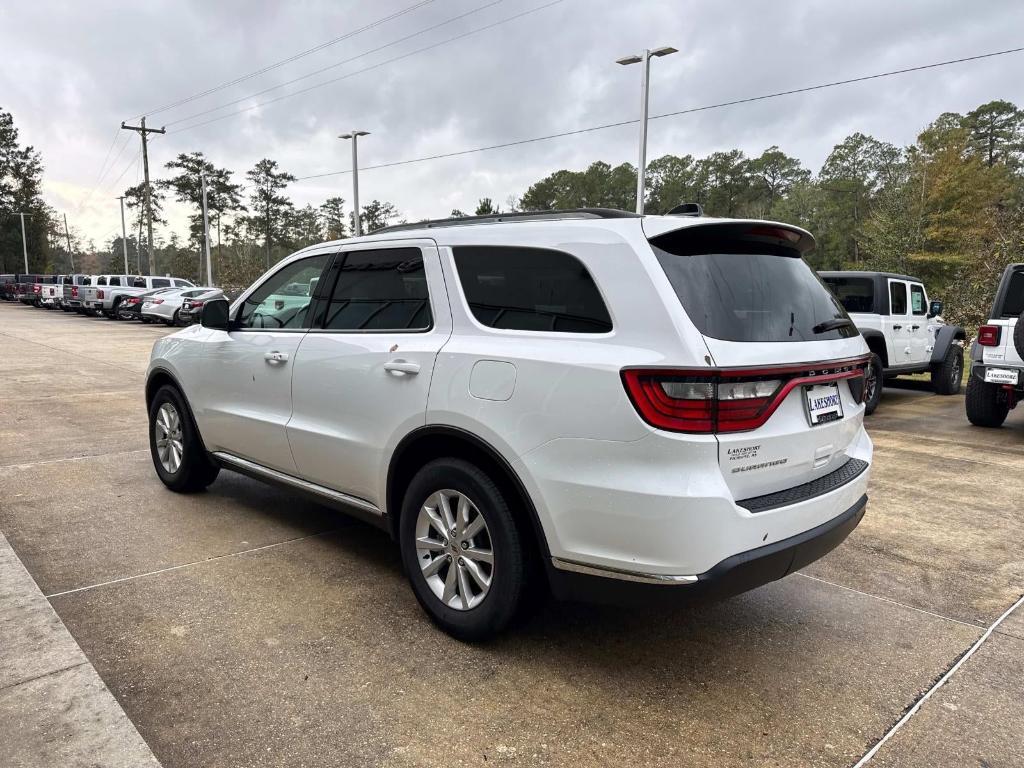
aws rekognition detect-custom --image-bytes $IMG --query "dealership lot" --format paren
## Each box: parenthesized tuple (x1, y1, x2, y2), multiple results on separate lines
(1, 301, 1022, 766)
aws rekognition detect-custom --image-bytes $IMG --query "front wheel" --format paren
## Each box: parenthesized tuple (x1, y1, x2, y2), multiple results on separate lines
(399, 458, 526, 641)
(931, 344, 964, 395)
(965, 376, 1010, 428)
(148, 385, 220, 492)
(863, 353, 884, 415)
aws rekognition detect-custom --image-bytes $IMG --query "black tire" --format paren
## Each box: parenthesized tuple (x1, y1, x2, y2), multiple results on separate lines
(170, 309, 180, 326)
(965, 376, 1009, 428)
(399, 458, 527, 641)
(863, 353, 884, 415)
(931, 344, 963, 395)
(109, 298, 123, 319)
(148, 385, 220, 492)
(1014, 311, 1024, 361)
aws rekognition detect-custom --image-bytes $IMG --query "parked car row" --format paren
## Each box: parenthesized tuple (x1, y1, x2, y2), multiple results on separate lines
(0, 272, 222, 326)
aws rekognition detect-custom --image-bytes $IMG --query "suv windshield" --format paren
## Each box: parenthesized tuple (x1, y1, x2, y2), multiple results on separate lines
(651, 232, 855, 342)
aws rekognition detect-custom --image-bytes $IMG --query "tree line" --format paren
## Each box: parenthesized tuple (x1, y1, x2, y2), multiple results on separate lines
(3, 99, 1022, 328)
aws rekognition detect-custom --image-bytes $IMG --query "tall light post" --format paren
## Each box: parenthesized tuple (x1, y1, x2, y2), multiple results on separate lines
(117, 196, 129, 274)
(200, 171, 213, 286)
(339, 130, 370, 236)
(616, 46, 677, 215)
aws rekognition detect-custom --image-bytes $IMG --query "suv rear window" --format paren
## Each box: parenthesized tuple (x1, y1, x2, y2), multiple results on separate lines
(822, 277, 874, 313)
(650, 232, 855, 342)
(999, 270, 1024, 317)
(452, 246, 612, 333)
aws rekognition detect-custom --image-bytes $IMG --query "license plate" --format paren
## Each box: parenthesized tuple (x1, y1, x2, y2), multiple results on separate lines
(804, 382, 844, 426)
(985, 367, 1019, 385)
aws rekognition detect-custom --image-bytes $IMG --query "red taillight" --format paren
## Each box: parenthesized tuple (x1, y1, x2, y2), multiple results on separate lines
(33, 284, 41, 294)
(71, 286, 78, 297)
(622, 359, 868, 434)
(152, 298, 164, 304)
(978, 325, 1001, 346)
(190, 301, 204, 308)
(98, 289, 105, 299)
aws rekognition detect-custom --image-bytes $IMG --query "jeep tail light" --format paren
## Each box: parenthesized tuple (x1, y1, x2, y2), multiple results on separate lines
(978, 325, 1001, 346)
(622, 358, 868, 434)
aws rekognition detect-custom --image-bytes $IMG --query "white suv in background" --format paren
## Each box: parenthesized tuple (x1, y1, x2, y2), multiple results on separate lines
(146, 209, 873, 639)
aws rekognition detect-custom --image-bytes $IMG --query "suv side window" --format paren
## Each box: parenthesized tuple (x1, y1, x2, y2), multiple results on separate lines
(321, 248, 431, 331)
(889, 281, 908, 314)
(109, 276, 121, 287)
(97, 276, 107, 286)
(910, 284, 926, 315)
(151, 278, 171, 288)
(237, 253, 330, 330)
(452, 245, 612, 333)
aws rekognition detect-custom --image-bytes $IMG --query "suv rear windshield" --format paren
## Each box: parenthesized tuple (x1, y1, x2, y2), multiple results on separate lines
(998, 269, 1024, 318)
(821, 277, 874, 313)
(650, 232, 855, 342)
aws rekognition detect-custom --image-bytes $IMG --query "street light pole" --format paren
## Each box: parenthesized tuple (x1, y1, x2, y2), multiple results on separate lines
(200, 171, 213, 286)
(117, 197, 129, 274)
(18, 212, 30, 273)
(339, 130, 370, 236)
(616, 46, 678, 215)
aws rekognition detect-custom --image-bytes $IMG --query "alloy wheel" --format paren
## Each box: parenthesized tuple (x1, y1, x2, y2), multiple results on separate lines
(415, 489, 494, 611)
(865, 363, 878, 403)
(154, 402, 184, 474)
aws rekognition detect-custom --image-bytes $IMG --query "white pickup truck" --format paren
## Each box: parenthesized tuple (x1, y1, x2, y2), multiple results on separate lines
(967, 262, 1024, 427)
(80, 274, 195, 318)
(820, 271, 965, 414)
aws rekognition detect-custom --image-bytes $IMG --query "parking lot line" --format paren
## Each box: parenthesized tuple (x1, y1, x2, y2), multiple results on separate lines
(0, 448, 149, 472)
(852, 591, 1024, 767)
(43, 529, 343, 599)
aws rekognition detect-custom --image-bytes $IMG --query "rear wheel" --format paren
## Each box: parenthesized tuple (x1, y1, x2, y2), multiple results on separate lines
(931, 344, 963, 395)
(399, 458, 526, 641)
(965, 376, 1009, 428)
(148, 385, 220, 492)
(863, 353, 883, 415)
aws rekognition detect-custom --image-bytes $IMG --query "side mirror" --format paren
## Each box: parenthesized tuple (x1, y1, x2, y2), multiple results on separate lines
(928, 299, 943, 318)
(200, 297, 231, 331)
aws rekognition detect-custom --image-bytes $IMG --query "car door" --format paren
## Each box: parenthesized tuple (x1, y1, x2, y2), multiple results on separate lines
(286, 240, 452, 507)
(907, 282, 931, 364)
(884, 279, 911, 367)
(197, 251, 333, 474)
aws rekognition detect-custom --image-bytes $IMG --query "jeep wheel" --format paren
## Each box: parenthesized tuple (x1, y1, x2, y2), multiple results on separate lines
(399, 458, 526, 641)
(148, 385, 220, 492)
(1014, 311, 1024, 361)
(931, 344, 963, 395)
(965, 376, 1009, 428)
(864, 353, 883, 415)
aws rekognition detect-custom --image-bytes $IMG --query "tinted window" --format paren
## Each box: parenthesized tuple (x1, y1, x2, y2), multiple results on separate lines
(151, 278, 171, 288)
(652, 237, 854, 342)
(323, 248, 431, 331)
(97, 276, 107, 286)
(238, 254, 329, 329)
(822, 277, 874, 313)
(452, 246, 612, 333)
(999, 271, 1024, 317)
(109, 276, 121, 286)
(889, 282, 907, 314)
(910, 284, 926, 315)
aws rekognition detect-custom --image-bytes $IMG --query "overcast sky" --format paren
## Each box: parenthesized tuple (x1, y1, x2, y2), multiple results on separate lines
(2, 0, 1023, 247)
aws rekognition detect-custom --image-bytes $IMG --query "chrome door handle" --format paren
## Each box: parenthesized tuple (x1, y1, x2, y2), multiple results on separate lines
(911, 325, 920, 330)
(893, 325, 902, 330)
(264, 351, 289, 364)
(384, 360, 420, 375)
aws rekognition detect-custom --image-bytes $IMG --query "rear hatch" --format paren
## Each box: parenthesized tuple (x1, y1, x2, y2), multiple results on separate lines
(642, 220, 869, 500)
(982, 266, 1024, 372)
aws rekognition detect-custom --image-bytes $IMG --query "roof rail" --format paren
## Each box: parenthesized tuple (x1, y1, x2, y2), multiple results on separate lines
(372, 207, 639, 235)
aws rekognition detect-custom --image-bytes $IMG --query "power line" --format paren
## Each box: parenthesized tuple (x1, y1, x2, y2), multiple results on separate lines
(168, 0, 566, 135)
(76, 133, 135, 212)
(138, 0, 437, 119)
(293, 44, 1024, 181)
(163, 0, 505, 128)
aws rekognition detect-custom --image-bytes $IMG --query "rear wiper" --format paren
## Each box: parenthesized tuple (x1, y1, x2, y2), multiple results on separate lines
(813, 318, 857, 334)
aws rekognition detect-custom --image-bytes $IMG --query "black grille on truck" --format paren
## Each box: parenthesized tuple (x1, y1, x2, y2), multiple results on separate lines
(737, 458, 869, 513)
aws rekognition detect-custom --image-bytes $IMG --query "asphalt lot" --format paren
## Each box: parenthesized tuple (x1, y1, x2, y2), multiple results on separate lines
(1, 300, 1022, 767)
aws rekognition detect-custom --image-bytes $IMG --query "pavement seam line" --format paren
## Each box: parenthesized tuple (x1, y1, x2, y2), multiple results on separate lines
(851, 590, 1024, 767)
(795, 573, 984, 629)
(0, 449, 149, 472)
(44, 529, 343, 599)
(0, 661, 89, 694)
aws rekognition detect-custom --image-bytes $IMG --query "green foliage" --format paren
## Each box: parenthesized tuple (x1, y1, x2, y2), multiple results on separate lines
(319, 197, 347, 240)
(474, 198, 498, 215)
(356, 199, 399, 233)
(0, 107, 52, 272)
(246, 158, 296, 266)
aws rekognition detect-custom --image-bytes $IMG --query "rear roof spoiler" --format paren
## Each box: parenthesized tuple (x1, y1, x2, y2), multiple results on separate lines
(642, 218, 816, 255)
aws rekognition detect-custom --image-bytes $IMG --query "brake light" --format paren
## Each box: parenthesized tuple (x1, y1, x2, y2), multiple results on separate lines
(33, 284, 41, 294)
(71, 286, 78, 298)
(978, 325, 1001, 346)
(189, 301, 204, 308)
(622, 358, 868, 434)
(152, 298, 164, 304)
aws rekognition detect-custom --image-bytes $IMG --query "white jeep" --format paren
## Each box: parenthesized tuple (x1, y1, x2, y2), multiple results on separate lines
(146, 209, 873, 639)
(967, 263, 1024, 427)
(819, 271, 965, 414)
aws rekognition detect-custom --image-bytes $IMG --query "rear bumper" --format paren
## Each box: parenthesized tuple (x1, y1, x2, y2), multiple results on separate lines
(549, 494, 866, 604)
(971, 361, 1024, 388)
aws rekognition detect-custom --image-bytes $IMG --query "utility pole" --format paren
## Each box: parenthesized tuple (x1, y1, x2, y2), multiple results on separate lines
(339, 131, 369, 236)
(200, 171, 213, 286)
(17, 212, 30, 273)
(117, 196, 129, 274)
(63, 213, 75, 271)
(616, 46, 677, 215)
(121, 117, 165, 274)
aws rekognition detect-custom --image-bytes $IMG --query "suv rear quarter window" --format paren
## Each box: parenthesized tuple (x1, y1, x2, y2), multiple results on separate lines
(822, 277, 874, 313)
(999, 270, 1024, 317)
(451, 245, 612, 333)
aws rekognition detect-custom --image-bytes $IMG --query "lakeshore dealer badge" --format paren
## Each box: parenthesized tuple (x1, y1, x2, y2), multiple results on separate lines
(727, 444, 789, 473)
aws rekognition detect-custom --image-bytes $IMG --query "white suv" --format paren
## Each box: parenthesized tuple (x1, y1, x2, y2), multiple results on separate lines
(146, 209, 873, 639)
